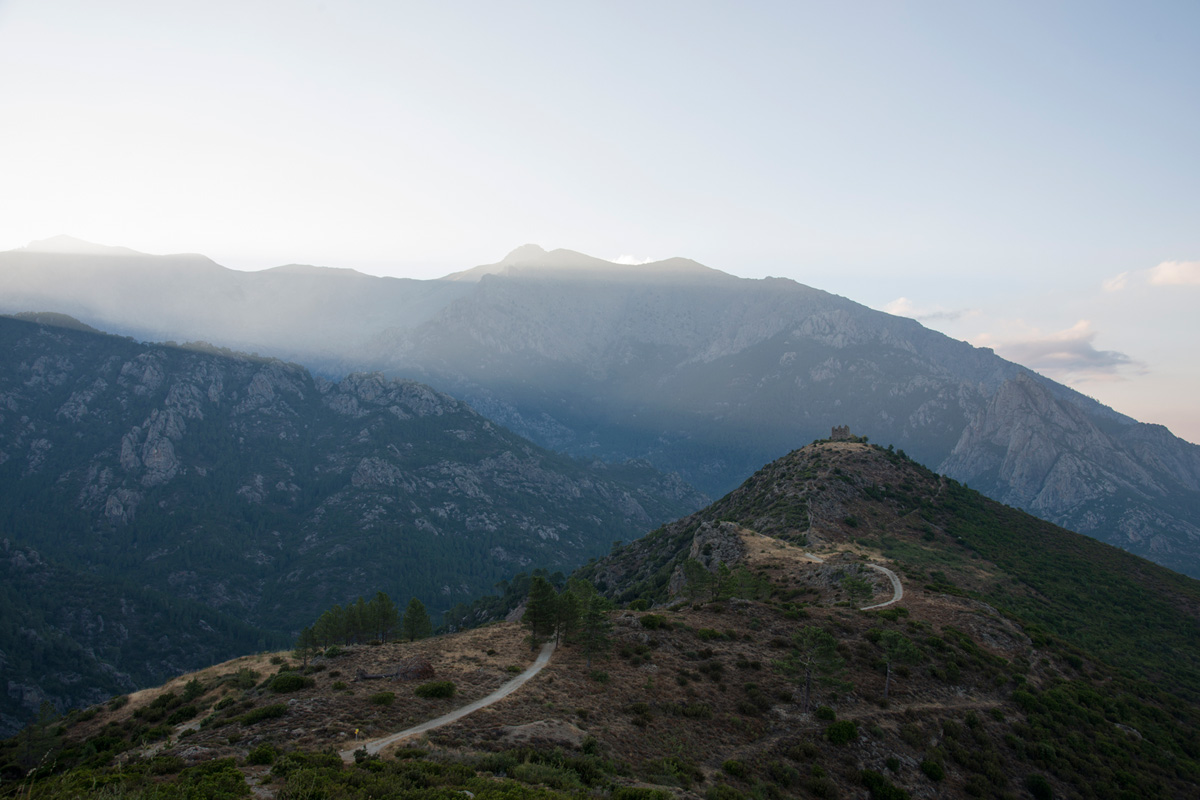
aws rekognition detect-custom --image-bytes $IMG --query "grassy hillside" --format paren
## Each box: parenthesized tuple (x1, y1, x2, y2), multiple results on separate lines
(5, 441, 1199, 798)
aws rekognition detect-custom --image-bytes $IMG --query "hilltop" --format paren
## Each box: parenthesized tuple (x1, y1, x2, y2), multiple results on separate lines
(6, 441, 1199, 798)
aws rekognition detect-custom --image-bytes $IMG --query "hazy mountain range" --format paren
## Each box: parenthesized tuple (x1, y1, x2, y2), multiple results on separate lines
(3, 236, 1198, 577)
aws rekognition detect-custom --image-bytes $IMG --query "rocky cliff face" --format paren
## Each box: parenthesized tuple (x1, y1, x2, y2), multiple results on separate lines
(0, 315, 705, 730)
(938, 374, 1200, 574)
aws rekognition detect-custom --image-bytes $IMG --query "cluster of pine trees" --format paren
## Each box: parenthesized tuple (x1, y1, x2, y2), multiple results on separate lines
(293, 592, 432, 661)
(521, 576, 612, 667)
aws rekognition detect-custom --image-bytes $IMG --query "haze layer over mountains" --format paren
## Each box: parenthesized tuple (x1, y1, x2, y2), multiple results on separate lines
(3, 237, 1199, 577)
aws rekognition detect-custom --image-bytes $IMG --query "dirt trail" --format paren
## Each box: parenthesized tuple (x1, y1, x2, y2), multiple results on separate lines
(338, 641, 556, 762)
(859, 563, 904, 610)
(802, 549, 904, 611)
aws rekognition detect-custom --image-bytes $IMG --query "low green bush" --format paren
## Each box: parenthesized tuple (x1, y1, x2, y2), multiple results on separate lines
(239, 703, 287, 725)
(862, 769, 909, 799)
(166, 705, 199, 726)
(246, 743, 276, 765)
(826, 720, 858, 745)
(369, 691, 395, 706)
(269, 673, 314, 693)
(414, 680, 456, 699)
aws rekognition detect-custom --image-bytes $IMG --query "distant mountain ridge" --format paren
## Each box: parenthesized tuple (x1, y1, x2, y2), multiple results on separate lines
(2, 241, 1198, 576)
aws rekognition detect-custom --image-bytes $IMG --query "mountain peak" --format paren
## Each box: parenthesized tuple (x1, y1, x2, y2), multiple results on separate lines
(442, 244, 735, 283)
(19, 235, 142, 256)
(500, 243, 549, 264)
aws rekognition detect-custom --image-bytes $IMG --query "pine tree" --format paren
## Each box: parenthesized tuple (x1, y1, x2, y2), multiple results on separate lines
(577, 590, 613, 669)
(293, 625, 318, 667)
(369, 591, 399, 642)
(681, 558, 714, 602)
(402, 597, 432, 642)
(554, 586, 581, 645)
(878, 630, 921, 700)
(775, 625, 845, 712)
(523, 575, 558, 650)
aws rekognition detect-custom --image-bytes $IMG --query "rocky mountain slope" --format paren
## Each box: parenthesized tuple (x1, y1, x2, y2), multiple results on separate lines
(4, 239, 1199, 578)
(8, 441, 1199, 799)
(0, 314, 703, 735)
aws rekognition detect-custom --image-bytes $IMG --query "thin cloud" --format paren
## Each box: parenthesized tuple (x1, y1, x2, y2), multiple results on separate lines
(1149, 260, 1200, 286)
(883, 297, 977, 322)
(980, 320, 1144, 382)
(1101, 271, 1129, 292)
(1102, 260, 1200, 291)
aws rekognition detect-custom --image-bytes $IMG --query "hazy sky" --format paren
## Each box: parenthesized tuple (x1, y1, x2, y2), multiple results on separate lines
(2, 1, 1197, 442)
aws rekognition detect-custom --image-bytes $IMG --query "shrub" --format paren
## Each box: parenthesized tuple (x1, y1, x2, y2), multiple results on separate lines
(233, 668, 258, 689)
(861, 769, 909, 799)
(239, 703, 287, 725)
(614, 789, 673, 800)
(269, 673, 314, 693)
(246, 743, 276, 765)
(640, 614, 670, 630)
(807, 776, 840, 798)
(323, 645, 344, 658)
(826, 720, 858, 745)
(511, 762, 582, 790)
(147, 755, 186, 775)
(705, 786, 746, 800)
(589, 670, 610, 684)
(815, 705, 836, 720)
(182, 678, 206, 702)
(1025, 774, 1054, 800)
(149, 691, 179, 710)
(166, 705, 199, 726)
(919, 759, 944, 781)
(767, 760, 799, 787)
(369, 691, 395, 706)
(721, 759, 748, 778)
(414, 680, 456, 699)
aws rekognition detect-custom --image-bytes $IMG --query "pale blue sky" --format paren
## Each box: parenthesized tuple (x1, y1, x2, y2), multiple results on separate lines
(1, 1, 1197, 441)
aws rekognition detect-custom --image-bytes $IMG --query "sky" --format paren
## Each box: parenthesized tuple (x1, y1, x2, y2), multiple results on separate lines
(1, 1, 1197, 442)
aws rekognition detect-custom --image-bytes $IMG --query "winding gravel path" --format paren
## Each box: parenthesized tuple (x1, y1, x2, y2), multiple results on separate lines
(804, 550, 904, 611)
(859, 563, 904, 610)
(339, 641, 556, 762)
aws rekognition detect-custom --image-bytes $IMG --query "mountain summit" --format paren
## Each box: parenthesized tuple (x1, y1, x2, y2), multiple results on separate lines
(441, 243, 731, 283)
